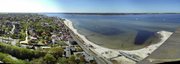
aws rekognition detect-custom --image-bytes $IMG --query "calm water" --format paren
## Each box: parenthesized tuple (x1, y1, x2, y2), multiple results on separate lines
(46, 14, 180, 50)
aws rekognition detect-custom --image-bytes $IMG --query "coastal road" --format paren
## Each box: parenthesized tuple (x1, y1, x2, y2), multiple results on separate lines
(62, 20, 112, 64)
(70, 32, 111, 64)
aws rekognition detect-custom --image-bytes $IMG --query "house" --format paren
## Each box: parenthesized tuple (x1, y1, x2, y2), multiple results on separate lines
(51, 35, 57, 44)
(40, 46, 51, 49)
(74, 52, 95, 62)
(70, 46, 76, 52)
(65, 46, 71, 57)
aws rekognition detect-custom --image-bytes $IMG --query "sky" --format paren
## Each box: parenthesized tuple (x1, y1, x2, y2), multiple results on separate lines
(0, 0, 60, 13)
(0, 0, 180, 13)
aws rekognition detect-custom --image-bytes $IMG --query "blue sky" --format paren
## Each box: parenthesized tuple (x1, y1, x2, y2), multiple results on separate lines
(0, 0, 180, 13)
(57, 0, 180, 13)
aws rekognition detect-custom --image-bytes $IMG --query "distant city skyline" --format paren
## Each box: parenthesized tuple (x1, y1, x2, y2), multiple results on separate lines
(0, 0, 180, 13)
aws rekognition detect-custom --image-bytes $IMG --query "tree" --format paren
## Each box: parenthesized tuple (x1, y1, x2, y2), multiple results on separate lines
(30, 58, 45, 64)
(0, 42, 46, 60)
(80, 56, 86, 62)
(48, 47, 64, 59)
(90, 60, 97, 64)
(68, 55, 76, 64)
(0, 52, 28, 64)
(57, 57, 68, 64)
(43, 54, 56, 64)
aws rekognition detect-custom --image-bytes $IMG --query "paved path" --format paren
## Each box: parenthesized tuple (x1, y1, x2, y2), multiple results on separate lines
(0, 37, 18, 45)
(119, 52, 141, 62)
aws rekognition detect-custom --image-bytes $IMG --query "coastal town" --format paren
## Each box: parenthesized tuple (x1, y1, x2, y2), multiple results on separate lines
(0, 0, 180, 64)
(0, 14, 97, 64)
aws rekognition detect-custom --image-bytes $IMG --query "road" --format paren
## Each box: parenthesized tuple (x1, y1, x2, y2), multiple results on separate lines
(62, 20, 112, 64)
(70, 32, 112, 64)
(10, 24, 15, 34)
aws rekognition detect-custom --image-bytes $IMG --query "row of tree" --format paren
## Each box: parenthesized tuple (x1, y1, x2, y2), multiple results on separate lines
(0, 42, 46, 60)
(0, 52, 28, 64)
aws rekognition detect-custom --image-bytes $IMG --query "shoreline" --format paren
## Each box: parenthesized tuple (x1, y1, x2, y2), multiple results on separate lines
(63, 19, 173, 63)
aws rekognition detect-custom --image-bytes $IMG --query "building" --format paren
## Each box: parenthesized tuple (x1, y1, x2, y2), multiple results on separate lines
(65, 46, 71, 57)
(74, 52, 95, 62)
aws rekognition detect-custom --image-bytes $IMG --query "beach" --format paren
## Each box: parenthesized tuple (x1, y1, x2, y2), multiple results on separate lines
(63, 19, 173, 64)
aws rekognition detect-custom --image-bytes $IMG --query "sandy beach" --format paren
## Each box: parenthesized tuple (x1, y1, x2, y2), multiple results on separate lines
(63, 19, 173, 64)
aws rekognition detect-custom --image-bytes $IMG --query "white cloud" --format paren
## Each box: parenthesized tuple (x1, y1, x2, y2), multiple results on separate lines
(0, 0, 60, 13)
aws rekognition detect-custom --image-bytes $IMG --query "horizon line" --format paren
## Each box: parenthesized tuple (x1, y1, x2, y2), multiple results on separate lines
(0, 12, 180, 14)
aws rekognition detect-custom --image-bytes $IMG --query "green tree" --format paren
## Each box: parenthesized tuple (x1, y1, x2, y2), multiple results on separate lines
(57, 57, 68, 64)
(0, 52, 28, 64)
(0, 42, 46, 60)
(68, 55, 76, 64)
(30, 58, 45, 64)
(48, 47, 64, 58)
(43, 54, 56, 64)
